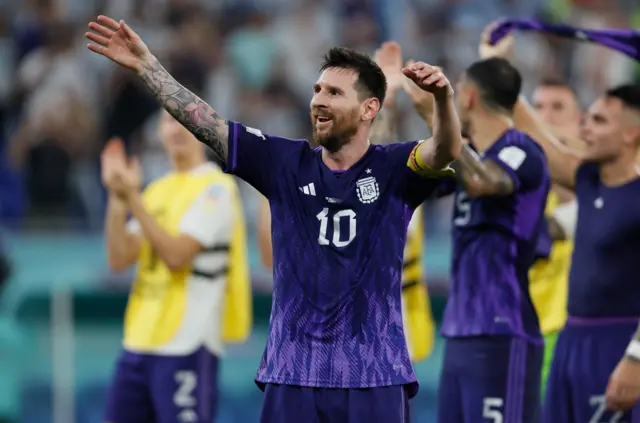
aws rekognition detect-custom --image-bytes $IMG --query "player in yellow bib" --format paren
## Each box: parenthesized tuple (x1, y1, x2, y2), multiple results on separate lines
(101, 111, 251, 423)
(527, 79, 581, 394)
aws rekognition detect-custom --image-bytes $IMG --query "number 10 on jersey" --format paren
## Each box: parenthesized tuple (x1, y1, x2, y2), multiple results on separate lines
(317, 208, 357, 247)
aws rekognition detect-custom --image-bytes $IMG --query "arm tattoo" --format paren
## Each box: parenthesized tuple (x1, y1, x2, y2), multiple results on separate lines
(456, 144, 514, 196)
(370, 108, 397, 145)
(139, 57, 229, 164)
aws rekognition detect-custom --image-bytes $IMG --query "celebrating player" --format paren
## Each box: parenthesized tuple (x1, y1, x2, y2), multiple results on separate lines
(528, 79, 582, 394)
(86, 15, 462, 423)
(430, 57, 549, 423)
(257, 41, 437, 364)
(101, 111, 251, 423)
(481, 23, 640, 423)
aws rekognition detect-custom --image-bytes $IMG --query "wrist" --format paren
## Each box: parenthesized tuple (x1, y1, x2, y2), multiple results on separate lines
(625, 339, 640, 362)
(108, 194, 128, 213)
(124, 189, 141, 205)
(434, 89, 454, 104)
(136, 53, 157, 77)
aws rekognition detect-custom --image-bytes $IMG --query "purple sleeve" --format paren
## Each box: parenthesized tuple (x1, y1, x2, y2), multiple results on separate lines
(484, 143, 546, 192)
(224, 121, 307, 198)
(386, 141, 451, 208)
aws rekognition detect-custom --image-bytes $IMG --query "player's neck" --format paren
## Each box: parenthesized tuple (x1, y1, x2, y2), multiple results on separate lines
(321, 136, 370, 171)
(468, 113, 514, 152)
(172, 154, 207, 173)
(599, 153, 640, 187)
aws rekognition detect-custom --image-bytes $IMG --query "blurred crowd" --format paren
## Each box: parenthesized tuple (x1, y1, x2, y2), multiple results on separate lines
(0, 0, 638, 234)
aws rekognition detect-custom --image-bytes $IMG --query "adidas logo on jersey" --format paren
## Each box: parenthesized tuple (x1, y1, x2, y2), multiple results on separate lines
(299, 183, 316, 196)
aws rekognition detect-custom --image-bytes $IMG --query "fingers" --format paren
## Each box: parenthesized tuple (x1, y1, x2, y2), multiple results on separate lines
(97, 15, 120, 31)
(87, 43, 107, 56)
(380, 41, 401, 54)
(120, 20, 138, 40)
(101, 138, 125, 159)
(88, 21, 114, 37)
(86, 20, 115, 55)
(403, 62, 439, 81)
(129, 156, 141, 172)
(85, 32, 110, 47)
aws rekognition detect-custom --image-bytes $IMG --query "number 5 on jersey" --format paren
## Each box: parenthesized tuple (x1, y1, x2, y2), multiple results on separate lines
(317, 208, 357, 247)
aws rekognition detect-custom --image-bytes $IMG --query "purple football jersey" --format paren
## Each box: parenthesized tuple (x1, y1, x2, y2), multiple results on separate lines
(568, 163, 640, 317)
(441, 129, 549, 342)
(224, 122, 447, 395)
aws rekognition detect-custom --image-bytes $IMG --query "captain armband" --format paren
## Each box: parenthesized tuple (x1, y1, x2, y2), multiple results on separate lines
(407, 141, 455, 178)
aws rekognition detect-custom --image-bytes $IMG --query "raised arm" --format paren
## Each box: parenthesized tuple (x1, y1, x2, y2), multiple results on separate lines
(403, 62, 462, 170)
(85, 15, 228, 164)
(477, 22, 583, 191)
(514, 97, 582, 190)
(453, 144, 516, 197)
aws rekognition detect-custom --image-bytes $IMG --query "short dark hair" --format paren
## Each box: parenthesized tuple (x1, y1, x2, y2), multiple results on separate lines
(465, 58, 522, 113)
(319, 47, 387, 107)
(606, 84, 640, 112)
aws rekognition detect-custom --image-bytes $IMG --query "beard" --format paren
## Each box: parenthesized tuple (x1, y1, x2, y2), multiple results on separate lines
(311, 108, 360, 153)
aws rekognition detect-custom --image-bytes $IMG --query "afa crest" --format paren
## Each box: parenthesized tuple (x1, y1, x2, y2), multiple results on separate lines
(356, 176, 379, 204)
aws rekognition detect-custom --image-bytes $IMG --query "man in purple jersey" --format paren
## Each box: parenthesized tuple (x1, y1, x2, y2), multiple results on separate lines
(85, 15, 463, 423)
(432, 57, 549, 423)
(481, 25, 640, 423)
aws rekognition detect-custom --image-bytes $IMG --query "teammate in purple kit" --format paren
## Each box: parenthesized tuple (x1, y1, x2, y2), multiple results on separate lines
(435, 57, 550, 423)
(481, 24, 640, 423)
(85, 15, 463, 423)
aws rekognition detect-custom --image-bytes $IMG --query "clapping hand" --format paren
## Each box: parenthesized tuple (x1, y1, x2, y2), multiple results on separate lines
(101, 138, 141, 201)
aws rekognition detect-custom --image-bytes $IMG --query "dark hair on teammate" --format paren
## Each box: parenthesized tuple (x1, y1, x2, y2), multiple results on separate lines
(606, 84, 640, 112)
(464, 58, 522, 113)
(319, 47, 387, 107)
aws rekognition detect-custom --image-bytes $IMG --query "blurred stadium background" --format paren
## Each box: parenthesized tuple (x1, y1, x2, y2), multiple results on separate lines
(0, 0, 639, 422)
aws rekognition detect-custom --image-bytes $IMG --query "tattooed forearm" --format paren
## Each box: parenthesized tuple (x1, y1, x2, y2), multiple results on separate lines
(456, 144, 514, 196)
(139, 57, 229, 164)
(370, 108, 398, 145)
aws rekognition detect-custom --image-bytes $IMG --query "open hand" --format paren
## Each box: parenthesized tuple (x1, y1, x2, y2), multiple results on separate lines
(402, 62, 452, 99)
(85, 15, 152, 74)
(374, 41, 404, 101)
(606, 356, 640, 412)
(479, 20, 514, 60)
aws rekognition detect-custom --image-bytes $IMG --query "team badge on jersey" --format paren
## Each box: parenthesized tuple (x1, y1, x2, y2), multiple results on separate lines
(356, 176, 379, 204)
